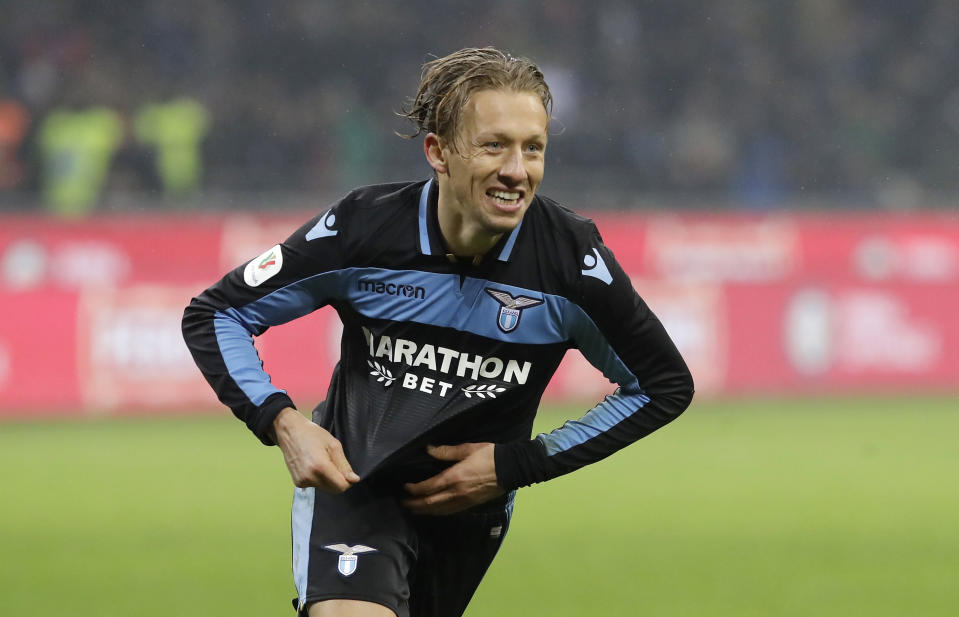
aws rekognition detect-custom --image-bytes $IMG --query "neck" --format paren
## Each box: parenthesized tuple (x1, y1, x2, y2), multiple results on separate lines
(436, 188, 502, 258)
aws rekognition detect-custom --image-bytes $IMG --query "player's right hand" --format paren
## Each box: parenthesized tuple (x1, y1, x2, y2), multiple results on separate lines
(273, 407, 361, 492)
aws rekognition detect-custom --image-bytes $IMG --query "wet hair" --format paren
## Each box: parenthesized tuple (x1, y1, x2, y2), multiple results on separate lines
(398, 47, 552, 151)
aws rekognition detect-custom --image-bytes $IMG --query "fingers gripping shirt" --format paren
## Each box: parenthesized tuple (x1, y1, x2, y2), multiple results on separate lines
(182, 180, 694, 487)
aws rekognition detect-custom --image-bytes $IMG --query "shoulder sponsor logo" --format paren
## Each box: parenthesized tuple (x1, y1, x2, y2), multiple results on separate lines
(582, 248, 613, 284)
(243, 244, 283, 287)
(305, 208, 338, 241)
(358, 278, 427, 299)
(323, 543, 377, 577)
(485, 288, 544, 333)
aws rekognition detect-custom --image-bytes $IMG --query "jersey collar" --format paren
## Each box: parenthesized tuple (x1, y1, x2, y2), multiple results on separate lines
(417, 178, 524, 263)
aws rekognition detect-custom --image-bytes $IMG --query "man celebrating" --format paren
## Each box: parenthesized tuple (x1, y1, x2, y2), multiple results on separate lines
(183, 47, 693, 617)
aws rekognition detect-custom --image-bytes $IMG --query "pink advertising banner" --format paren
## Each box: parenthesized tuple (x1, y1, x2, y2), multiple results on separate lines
(3, 210, 957, 416)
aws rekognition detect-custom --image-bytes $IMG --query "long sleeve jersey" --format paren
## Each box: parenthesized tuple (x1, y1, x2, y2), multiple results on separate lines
(182, 180, 694, 491)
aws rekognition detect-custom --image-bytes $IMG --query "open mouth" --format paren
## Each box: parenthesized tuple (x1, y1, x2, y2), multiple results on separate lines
(487, 189, 523, 208)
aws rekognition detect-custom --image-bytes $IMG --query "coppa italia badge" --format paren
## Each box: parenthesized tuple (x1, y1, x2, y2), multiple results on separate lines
(243, 244, 283, 287)
(259, 252, 277, 269)
(485, 288, 544, 333)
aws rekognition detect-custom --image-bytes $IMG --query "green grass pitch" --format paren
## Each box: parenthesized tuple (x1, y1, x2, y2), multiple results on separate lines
(2, 395, 957, 616)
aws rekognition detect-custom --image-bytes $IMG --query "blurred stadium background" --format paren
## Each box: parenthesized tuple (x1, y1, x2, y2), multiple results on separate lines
(2, 2, 957, 616)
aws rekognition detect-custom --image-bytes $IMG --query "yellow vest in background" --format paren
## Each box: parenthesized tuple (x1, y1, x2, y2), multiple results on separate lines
(38, 106, 122, 217)
(134, 98, 209, 199)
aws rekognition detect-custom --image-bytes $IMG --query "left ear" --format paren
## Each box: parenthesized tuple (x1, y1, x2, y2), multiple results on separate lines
(423, 133, 449, 175)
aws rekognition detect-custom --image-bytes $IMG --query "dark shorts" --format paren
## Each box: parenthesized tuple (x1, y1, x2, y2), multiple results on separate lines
(291, 479, 514, 617)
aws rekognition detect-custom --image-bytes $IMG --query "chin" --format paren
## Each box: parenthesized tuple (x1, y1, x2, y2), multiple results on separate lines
(482, 213, 523, 235)
(482, 202, 530, 233)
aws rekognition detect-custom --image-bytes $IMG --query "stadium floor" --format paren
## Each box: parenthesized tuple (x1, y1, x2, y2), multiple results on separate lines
(2, 395, 956, 616)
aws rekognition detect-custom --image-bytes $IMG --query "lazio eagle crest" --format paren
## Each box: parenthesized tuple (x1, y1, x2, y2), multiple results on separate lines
(485, 288, 544, 333)
(323, 543, 378, 577)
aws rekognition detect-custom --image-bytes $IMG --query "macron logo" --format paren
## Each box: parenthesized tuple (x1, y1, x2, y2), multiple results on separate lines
(582, 248, 613, 285)
(358, 278, 427, 299)
(306, 209, 338, 241)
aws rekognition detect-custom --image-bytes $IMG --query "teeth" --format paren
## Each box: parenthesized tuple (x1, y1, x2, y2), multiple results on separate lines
(489, 190, 520, 201)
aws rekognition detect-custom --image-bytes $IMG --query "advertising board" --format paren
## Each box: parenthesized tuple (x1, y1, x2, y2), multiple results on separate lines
(3, 210, 957, 416)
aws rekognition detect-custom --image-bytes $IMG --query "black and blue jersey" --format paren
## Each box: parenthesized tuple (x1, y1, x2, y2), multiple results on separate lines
(182, 180, 693, 491)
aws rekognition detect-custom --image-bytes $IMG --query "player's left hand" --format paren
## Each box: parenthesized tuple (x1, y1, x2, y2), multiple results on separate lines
(403, 442, 505, 515)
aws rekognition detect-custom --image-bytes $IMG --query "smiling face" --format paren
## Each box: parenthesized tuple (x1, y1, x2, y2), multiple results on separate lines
(426, 88, 549, 256)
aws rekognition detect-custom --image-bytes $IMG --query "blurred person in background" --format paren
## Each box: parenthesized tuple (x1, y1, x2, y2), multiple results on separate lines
(134, 95, 209, 200)
(182, 47, 692, 617)
(0, 98, 30, 192)
(36, 97, 122, 217)
(5, 2, 959, 206)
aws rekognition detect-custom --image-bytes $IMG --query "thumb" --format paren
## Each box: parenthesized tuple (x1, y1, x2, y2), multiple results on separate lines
(426, 443, 475, 462)
(328, 443, 361, 483)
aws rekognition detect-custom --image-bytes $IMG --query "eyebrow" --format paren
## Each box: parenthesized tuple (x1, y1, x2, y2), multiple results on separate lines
(475, 131, 548, 143)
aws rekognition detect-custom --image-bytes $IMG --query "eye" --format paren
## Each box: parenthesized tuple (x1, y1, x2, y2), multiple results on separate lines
(485, 141, 501, 150)
(525, 143, 544, 154)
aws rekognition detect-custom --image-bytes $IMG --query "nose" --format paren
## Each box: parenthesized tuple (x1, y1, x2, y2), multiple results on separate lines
(498, 146, 526, 184)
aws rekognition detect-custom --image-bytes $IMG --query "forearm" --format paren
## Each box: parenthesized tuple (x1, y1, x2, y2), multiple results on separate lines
(182, 291, 295, 445)
(492, 235, 697, 490)
(182, 207, 346, 445)
(495, 297, 695, 490)
(494, 377, 693, 490)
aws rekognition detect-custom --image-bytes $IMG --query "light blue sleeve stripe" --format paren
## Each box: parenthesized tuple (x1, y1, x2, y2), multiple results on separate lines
(562, 301, 639, 389)
(537, 301, 650, 456)
(538, 390, 651, 455)
(225, 284, 323, 330)
(213, 312, 286, 406)
(211, 272, 342, 407)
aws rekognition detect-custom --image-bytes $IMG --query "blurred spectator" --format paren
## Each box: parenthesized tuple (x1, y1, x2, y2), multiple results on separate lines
(37, 104, 122, 216)
(0, 99, 30, 190)
(0, 0, 957, 210)
(134, 97, 209, 200)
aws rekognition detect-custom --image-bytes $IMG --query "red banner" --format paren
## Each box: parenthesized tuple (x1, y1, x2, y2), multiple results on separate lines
(0, 289, 80, 412)
(722, 281, 959, 393)
(589, 211, 959, 283)
(3, 210, 958, 416)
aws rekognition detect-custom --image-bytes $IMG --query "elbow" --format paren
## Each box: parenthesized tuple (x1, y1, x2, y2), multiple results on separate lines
(181, 296, 212, 353)
(674, 358, 695, 409)
(678, 369, 695, 415)
(661, 365, 695, 420)
(181, 300, 199, 341)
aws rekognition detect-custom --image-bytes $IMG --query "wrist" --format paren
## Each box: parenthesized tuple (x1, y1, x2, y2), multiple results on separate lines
(251, 392, 296, 446)
(271, 407, 304, 443)
(494, 439, 549, 490)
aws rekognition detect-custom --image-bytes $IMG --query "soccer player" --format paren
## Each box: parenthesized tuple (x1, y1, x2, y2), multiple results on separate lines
(182, 47, 694, 617)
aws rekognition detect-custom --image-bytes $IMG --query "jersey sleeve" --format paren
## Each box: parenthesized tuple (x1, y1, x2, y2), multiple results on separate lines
(181, 203, 346, 445)
(494, 227, 694, 490)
